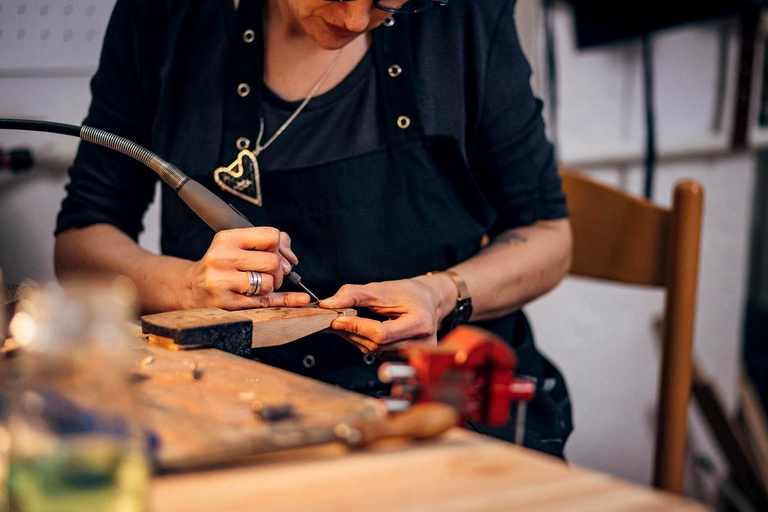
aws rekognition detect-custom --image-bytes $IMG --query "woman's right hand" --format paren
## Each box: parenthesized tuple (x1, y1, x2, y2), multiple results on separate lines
(182, 227, 311, 310)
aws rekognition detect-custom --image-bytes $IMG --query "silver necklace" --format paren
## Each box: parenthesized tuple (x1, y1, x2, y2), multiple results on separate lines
(214, 49, 343, 206)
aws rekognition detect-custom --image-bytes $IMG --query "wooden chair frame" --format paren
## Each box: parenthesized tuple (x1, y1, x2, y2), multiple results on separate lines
(560, 169, 704, 494)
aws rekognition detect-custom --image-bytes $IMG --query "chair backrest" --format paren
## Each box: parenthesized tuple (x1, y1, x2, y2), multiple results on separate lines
(560, 169, 704, 494)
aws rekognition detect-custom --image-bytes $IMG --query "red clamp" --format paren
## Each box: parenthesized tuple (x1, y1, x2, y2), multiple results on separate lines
(380, 326, 536, 427)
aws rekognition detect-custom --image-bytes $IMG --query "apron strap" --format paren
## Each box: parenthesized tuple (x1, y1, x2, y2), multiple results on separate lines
(372, 14, 425, 141)
(225, 4, 424, 161)
(223, 0, 264, 165)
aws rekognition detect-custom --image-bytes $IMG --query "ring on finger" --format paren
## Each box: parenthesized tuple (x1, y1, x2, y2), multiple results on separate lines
(244, 270, 262, 296)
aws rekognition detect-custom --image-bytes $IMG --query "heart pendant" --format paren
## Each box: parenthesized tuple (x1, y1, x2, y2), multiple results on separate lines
(213, 149, 263, 206)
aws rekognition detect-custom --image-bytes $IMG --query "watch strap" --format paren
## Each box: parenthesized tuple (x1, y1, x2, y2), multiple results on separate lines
(427, 269, 470, 301)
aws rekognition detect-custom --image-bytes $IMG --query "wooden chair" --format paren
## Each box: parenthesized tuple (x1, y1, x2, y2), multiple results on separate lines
(560, 169, 704, 494)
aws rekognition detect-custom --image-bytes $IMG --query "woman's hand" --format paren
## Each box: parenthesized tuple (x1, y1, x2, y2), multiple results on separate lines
(319, 275, 458, 354)
(182, 227, 310, 310)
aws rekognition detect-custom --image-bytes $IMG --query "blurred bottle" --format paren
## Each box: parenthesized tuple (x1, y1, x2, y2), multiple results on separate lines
(5, 278, 148, 512)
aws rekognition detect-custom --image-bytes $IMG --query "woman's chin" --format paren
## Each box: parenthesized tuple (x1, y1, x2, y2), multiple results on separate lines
(304, 21, 362, 50)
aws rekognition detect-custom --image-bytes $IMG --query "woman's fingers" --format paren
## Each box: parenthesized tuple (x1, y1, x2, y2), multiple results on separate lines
(191, 227, 304, 310)
(331, 313, 432, 346)
(254, 292, 311, 307)
(218, 226, 281, 251)
(231, 252, 286, 290)
(279, 231, 298, 265)
(330, 326, 433, 354)
(218, 227, 297, 270)
(319, 283, 380, 309)
(377, 338, 434, 352)
(236, 270, 276, 295)
(226, 291, 311, 310)
(327, 330, 378, 354)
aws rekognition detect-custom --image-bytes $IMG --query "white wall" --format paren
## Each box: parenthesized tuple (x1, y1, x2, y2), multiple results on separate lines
(517, 0, 754, 501)
(0, 0, 160, 286)
(528, 159, 753, 499)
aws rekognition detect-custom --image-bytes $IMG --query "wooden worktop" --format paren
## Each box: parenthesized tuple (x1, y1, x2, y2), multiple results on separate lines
(152, 428, 708, 511)
(140, 342, 708, 511)
(3, 326, 710, 511)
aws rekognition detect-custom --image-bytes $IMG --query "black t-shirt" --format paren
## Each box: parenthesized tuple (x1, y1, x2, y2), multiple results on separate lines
(56, 0, 567, 241)
(54, 0, 574, 457)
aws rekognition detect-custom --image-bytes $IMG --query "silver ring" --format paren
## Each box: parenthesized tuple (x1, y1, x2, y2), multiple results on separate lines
(244, 270, 262, 296)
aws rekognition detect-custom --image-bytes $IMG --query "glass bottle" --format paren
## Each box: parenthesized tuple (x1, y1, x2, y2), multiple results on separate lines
(5, 278, 148, 512)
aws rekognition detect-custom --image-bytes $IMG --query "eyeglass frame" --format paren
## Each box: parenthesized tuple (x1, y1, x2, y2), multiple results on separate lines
(324, 0, 449, 14)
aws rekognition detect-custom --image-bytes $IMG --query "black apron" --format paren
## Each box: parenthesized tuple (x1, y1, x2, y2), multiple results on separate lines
(166, 2, 573, 458)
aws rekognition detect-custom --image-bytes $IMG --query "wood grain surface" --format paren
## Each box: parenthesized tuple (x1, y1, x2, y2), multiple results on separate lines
(3, 326, 710, 510)
(135, 337, 708, 511)
(152, 429, 710, 512)
(141, 306, 355, 356)
(129, 338, 377, 470)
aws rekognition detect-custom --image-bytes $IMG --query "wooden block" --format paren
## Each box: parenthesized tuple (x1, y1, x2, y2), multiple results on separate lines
(141, 306, 355, 356)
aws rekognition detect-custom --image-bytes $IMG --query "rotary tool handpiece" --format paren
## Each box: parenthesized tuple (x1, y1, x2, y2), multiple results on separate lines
(177, 180, 320, 301)
(0, 119, 319, 300)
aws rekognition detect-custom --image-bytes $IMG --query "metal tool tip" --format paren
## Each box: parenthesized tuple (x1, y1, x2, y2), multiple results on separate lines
(298, 282, 321, 303)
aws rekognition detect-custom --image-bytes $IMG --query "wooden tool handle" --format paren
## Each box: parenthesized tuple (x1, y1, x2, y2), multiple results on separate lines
(346, 403, 460, 447)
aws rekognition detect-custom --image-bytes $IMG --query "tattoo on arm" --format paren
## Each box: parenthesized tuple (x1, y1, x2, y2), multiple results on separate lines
(489, 231, 528, 247)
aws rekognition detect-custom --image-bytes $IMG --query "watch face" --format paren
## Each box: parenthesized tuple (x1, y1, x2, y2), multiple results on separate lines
(439, 299, 473, 337)
(454, 299, 473, 325)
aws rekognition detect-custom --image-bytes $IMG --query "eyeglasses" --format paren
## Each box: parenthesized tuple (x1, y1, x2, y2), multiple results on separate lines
(326, 0, 449, 14)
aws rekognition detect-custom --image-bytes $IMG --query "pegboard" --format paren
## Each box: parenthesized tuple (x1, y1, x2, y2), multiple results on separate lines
(0, 0, 116, 71)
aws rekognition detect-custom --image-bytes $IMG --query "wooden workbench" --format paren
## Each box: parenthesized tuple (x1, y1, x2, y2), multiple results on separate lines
(137, 342, 708, 511)
(151, 429, 707, 511)
(1, 324, 709, 511)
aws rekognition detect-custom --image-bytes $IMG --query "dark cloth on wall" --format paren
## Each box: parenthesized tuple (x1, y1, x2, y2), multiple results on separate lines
(56, 0, 573, 457)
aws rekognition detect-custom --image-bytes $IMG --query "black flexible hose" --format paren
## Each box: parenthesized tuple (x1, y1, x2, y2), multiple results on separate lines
(0, 117, 309, 290)
(0, 118, 187, 190)
(0, 119, 80, 138)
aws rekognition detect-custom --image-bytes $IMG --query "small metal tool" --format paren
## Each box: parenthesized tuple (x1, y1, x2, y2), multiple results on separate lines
(288, 274, 320, 303)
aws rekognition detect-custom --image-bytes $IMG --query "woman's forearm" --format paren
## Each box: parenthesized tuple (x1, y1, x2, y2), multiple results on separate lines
(441, 218, 572, 322)
(321, 218, 572, 352)
(55, 224, 309, 314)
(55, 224, 194, 313)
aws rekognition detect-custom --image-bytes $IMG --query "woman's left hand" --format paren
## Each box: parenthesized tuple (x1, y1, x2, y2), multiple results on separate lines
(319, 276, 456, 354)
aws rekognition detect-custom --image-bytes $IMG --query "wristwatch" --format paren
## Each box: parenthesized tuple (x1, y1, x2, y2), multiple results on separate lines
(427, 269, 473, 337)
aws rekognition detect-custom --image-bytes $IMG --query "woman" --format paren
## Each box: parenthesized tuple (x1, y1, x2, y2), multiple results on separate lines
(55, 0, 574, 456)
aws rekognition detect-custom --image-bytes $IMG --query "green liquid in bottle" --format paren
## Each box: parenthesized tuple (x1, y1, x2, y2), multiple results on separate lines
(8, 436, 148, 512)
